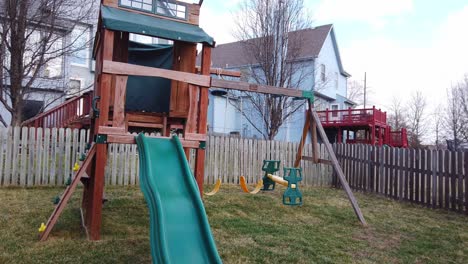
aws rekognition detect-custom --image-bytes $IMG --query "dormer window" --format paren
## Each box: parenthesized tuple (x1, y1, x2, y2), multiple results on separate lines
(119, 0, 188, 20)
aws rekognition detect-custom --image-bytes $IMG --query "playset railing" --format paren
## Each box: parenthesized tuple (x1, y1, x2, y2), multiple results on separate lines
(317, 106, 387, 126)
(22, 91, 92, 129)
(387, 128, 408, 148)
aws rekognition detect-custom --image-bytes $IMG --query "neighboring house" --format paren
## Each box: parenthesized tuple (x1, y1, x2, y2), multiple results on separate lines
(0, 2, 98, 125)
(67, 22, 97, 99)
(206, 24, 354, 141)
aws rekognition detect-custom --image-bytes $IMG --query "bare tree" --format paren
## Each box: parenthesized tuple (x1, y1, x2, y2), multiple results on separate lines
(406, 91, 427, 148)
(0, 0, 96, 126)
(387, 96, 407, 130)
(347, 79, 364, 105)
(456, 75, 468, 141)
(432, 104, 444, 149)
(232, 0, 313, 139)
(445, 82, 467, 150)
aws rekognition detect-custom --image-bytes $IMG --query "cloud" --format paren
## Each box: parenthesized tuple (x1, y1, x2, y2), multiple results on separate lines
(199, 3, 239, 44)
(433, 5, 468, 82)
(314, 0, 414, 29)
(341, 5, 468, 116)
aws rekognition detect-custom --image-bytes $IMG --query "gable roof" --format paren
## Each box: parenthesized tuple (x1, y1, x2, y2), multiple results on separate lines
(206, 24, 350, 78)
(209, 24, 332, 68)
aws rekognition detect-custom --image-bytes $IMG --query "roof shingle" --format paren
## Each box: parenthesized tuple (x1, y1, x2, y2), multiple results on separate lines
(208, 24, 333, 68)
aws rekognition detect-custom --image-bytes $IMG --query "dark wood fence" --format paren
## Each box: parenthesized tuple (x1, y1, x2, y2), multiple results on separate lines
(334, 144, 468, 214)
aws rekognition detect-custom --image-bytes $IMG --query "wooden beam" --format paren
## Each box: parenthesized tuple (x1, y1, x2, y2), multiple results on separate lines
(211, 78, 303, 98)
(185, 133, 207, 141)
(194, 45, 212, 194)
(127, 122, 164, 129)
(102, 60, 211, 87)
(301, 156, 333, 165)
(185, 84, 199, 133)
(126, 112, 165, 123)
(196, 67, 242, 77)
(87, 144, 108, 240)
(309, 102, 367, 226)
(310, 110, 320, 163)
(85, 29, 114, 240)
(106, 134, 200, 149)
(97, 126, 126, 135)
(112, 75, 128, 128)
(294, 112, 310, 167)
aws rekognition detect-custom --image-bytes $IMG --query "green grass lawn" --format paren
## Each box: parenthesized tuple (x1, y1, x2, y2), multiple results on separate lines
(0, 185, 467, 264)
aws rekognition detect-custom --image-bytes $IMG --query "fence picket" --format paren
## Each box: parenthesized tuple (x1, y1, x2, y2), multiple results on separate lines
(438, 150, 444, 208)
(445, 151, 450, 210)
(11, 127, 21, 185)
(3, 128, 13, 186)
(18, 127, 27, 186)
(0, 129, 6, 185)
(43, 128, 50, 185)
(464, 151, 468, 214)
(457, 151, 463, 212)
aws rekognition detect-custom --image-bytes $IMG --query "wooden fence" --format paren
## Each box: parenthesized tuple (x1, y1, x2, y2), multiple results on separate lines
(3, 127, 467, 215)
(335, 144, 468, 214)
(0, 127, 333, 187)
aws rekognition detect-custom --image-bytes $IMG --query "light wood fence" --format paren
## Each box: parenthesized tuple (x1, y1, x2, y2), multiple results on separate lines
(0, 127, 333, 187)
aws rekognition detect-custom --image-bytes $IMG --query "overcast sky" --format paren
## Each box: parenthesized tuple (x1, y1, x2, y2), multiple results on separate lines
(199, 0, 468, 114)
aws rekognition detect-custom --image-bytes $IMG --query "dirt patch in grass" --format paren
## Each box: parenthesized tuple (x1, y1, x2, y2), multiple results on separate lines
(1, 185, 468, 263)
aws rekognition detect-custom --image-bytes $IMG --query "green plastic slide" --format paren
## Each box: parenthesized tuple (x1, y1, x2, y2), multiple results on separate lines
(136, 134, 222, 264)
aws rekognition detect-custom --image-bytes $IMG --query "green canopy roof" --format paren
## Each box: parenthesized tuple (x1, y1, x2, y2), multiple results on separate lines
(101, 5, 215, 47)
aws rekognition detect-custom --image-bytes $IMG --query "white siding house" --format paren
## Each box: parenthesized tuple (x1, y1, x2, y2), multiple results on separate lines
(206, 24, 354, 141)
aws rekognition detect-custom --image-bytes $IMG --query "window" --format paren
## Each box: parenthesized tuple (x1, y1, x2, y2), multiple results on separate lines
(23, 30, 64, 78)
(331, 104, 339, 117)
(120, 0, 153, 12)
(68, 79, 82, 95)
(320, 64, 326, 82)
(43, 36, 63, 78)
(156, 0, 186, 19)
(119, 0, 188, 20)
(70, 25, 91, 66)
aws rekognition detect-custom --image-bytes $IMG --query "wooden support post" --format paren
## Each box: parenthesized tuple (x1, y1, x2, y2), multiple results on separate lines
(84, 29, 114, 241)
(86, 144, 108, 240)
(112, 75, 128, 128)
(311, 116, 319, 163)
(194, 45, 211, 195)
(308, 100, 367, 226)
(294, 111, 310, 167)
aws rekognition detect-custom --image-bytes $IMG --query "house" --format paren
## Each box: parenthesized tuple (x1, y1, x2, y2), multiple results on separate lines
(206, 24, 354, 141)
(0, 1, 98, 125)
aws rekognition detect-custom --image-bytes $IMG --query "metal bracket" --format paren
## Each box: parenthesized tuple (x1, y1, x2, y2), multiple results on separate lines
(94, 134, 108, 144)
(301, 90, 314, 101)
(199, 141, 206, 150)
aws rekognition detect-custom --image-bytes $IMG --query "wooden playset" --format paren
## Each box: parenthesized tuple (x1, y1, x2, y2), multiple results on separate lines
(37, 0, 366, 242)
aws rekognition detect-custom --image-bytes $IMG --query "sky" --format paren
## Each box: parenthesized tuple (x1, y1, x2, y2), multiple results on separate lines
(198, 0, 468, 115)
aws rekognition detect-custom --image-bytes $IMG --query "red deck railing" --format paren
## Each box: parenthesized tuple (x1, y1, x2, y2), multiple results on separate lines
(23, 91, 93, 129)
(387, 128, 408, 148)
(317, 106, 387, 126)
